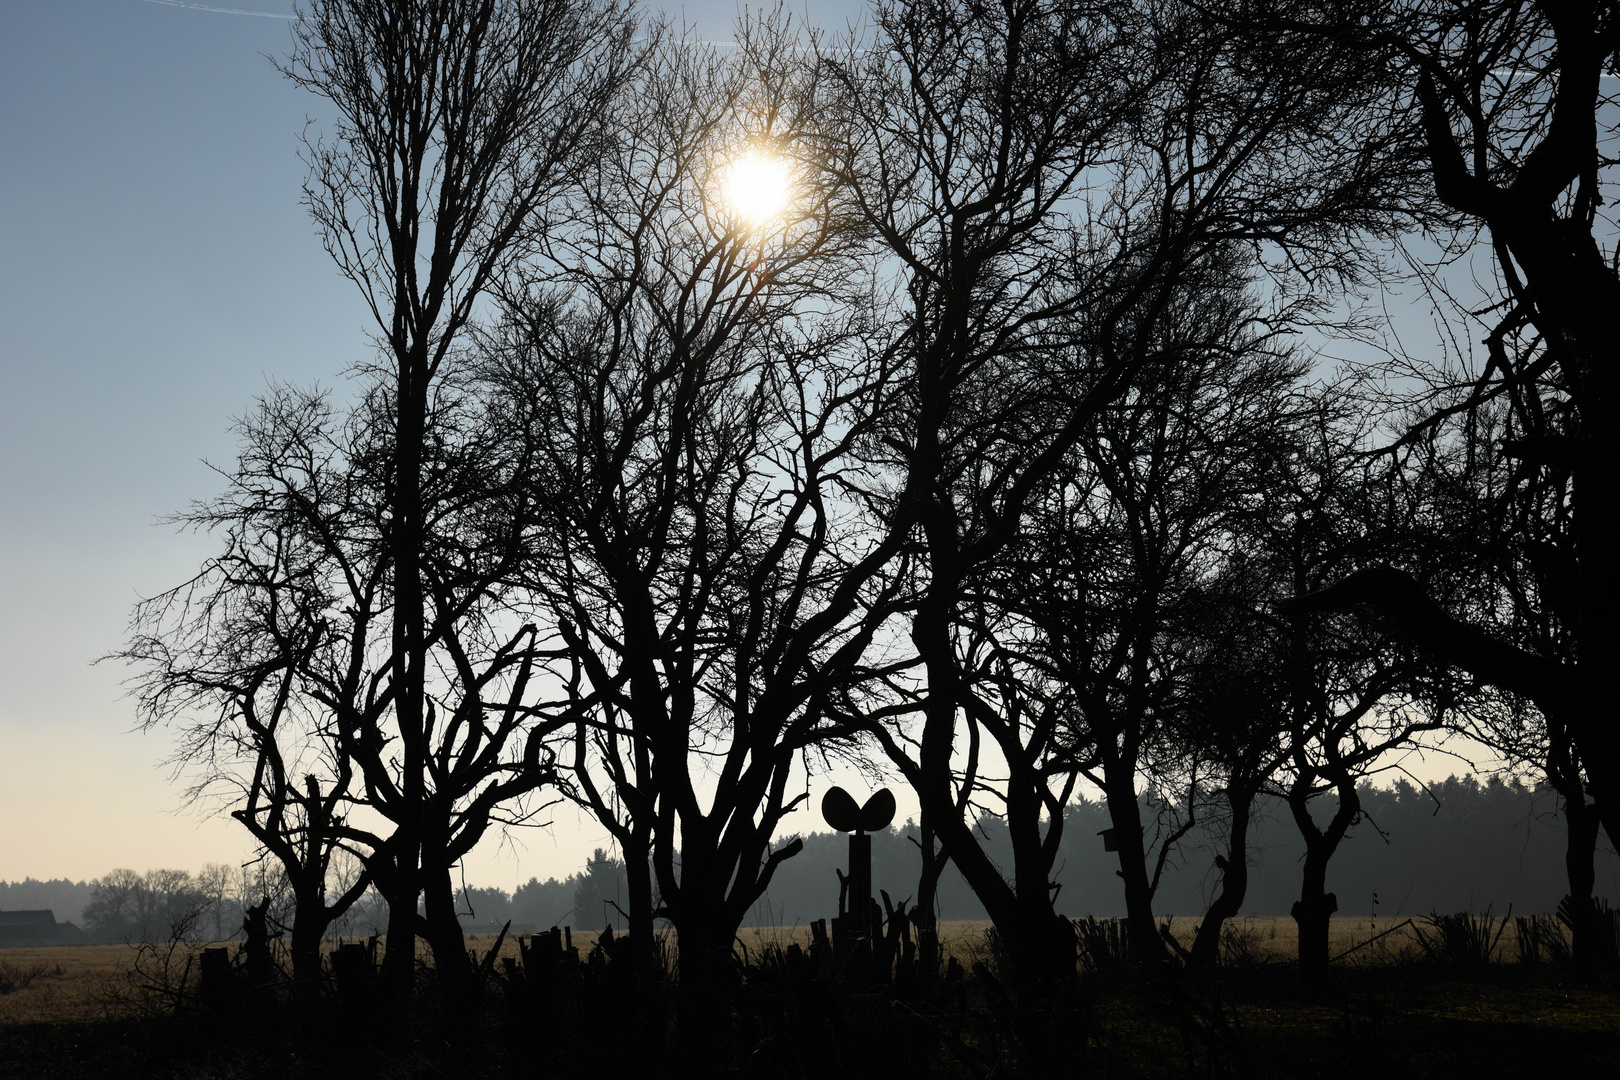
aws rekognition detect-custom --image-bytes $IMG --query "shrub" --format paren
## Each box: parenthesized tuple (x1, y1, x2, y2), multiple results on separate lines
(1413, 908, 1510, 966)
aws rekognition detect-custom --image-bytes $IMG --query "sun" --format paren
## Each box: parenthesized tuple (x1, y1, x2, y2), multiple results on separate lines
(717, 150, 795, 229)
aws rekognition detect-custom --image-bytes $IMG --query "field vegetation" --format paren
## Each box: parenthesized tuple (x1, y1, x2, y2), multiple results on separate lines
(2, 918, 1617, 1078)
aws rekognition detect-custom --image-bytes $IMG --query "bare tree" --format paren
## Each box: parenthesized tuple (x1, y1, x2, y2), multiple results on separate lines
(120, 372, 574, 1004)
(1249, 0, 1620, 851)
(196, 863, 237, 943)
(279, 0, 638, 997)
(1002, 251, 1307, 967)
(1161, 573, 1294, 972)
(119, 388, 385, 995)
(1386, 389, 1610, 962)
(482, 18, 894, 1007)
(815, 0, 1154, 988)
(1251, 403, 1458, 977)
(817, 0, 1420, 986)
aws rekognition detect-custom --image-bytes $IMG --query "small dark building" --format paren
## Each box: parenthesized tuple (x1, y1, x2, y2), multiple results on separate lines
(0, 909, 61, 948)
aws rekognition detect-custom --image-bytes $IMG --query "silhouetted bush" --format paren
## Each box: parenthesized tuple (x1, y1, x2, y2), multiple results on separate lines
(1412, 909, 1512, 966)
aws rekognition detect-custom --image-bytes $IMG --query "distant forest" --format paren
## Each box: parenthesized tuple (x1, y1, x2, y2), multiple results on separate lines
(751, 776, 1620, 928)
(11, 773, 1611, 945)
(463, 775, 1620, 933)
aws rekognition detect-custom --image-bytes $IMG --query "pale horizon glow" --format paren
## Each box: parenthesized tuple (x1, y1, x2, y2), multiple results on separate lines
(717, 149, 795, 229)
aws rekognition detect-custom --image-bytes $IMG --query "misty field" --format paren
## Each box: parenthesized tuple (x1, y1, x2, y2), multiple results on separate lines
(0, 916, 1565, 1026)
(3, 916, 1618, 1080)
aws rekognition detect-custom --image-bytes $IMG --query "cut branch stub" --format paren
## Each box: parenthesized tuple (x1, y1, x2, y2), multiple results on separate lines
(822, 786, 896, 833)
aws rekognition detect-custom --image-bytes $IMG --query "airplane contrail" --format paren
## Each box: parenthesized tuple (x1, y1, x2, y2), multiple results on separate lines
(133, 0, 298, 19)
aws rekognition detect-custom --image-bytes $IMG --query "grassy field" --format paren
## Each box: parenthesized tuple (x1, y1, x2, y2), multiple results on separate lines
(0, 915, 1535, 1027)
(727, 915, 1455, 966)
(0, 944, 132, 1025)
(0, 917, 1615, 1079)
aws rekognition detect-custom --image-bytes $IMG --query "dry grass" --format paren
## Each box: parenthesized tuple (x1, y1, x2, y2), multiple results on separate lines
(727, 916, 1457, 966)
(0, 944, 145, 1025)
(1190, 914, 1433, 965)
(729, 914, 1545, 967)
(0, 915, 1547, 1027)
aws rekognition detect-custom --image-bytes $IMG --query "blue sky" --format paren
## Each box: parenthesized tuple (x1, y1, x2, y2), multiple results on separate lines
(2, 0, 361, 883)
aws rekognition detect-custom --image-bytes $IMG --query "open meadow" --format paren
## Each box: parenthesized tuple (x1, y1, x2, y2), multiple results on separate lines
(0, 915, 1594, 1024)
(0, 918, 1392, 1026)
(2, 914, 1617, 1079)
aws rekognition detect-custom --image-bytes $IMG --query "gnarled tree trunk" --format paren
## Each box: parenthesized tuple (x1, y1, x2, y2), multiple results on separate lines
(1289, 775, 1358, 981)
(1187, 786, 1256, 972)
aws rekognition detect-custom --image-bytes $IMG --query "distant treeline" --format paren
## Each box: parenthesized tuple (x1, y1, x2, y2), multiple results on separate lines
(749, 775, 1619, 927)
(10, 773, 1608, 946)
(0, 852, 643, 944)
(451, 773, 1619, 934)
(1, 864, 301, 944)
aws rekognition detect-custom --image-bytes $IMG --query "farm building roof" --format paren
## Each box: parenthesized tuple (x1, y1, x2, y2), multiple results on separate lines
(0, 908, 61, 946)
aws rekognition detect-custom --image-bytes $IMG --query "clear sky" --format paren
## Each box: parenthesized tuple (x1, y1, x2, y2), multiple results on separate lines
(0, 0, 1481, 893)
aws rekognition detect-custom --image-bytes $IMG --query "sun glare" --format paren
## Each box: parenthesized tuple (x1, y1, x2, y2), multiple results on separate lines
(718, 150, 795, 229)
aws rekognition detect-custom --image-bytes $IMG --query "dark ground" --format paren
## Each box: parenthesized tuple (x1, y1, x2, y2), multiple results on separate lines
(1, 960, 1616, 1079)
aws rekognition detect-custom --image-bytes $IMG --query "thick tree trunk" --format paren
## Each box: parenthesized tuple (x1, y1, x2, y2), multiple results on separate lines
(912, 672, 1071, 983)
(1491, 223, 1620, 851)
(1101, 769, 1168, 965)
(1291, 884, 1337, 979)
(379, 854, 419, 1000)
(288, 781, 331, 1008)
(1543, 720, 1607, 967)
(1003, 753, 1074, 983)
(1562, 794, 1605, 967)
(1001, 907, 1077, 986)
(242, 897, 276, 991)
(675, 918, 733, 988)
(290, 885, 327, 1007)
(420, 857, 471, 992)
(670, 906, 739, 1070)
(382, 372, 429, 1004)
(1187, 788, 1254, 972)
(623, 827, 657, 972)
(1289, 780, 1356, 982)
(907, 588, 1050, 985)
(913, 815, 946, 978)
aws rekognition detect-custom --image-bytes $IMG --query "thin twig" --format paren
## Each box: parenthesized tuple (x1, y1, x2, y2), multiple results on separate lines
(1331, 918, 1414, 963)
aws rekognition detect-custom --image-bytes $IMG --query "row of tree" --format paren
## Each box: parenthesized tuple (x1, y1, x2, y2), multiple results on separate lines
(0, 849, 625, 946)
(21, 771, 1602, 946)
(115, 0, 1620, 1015)
(755, 777, 1620, 927)
(7, 864, 297, 944)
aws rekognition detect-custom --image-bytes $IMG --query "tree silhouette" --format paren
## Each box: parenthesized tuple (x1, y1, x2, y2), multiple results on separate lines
(277, 0, 638, 999)
(1251, 0, 1620, 857)
(119, 388, 377, 993)
(482, 17, 889, 1007)
(821, 0, 1425, 986)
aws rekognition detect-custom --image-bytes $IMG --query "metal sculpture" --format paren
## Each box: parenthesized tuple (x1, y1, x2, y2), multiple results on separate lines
(821, 786, 895, 957)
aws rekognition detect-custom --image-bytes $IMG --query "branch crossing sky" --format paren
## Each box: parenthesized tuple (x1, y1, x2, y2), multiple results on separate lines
(0, 0, 871, 888)
(0, 0, 1474, 891)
